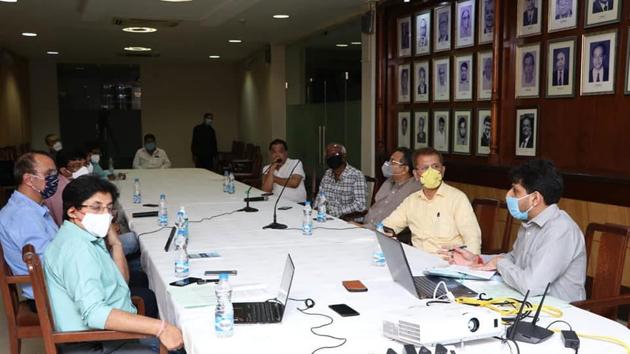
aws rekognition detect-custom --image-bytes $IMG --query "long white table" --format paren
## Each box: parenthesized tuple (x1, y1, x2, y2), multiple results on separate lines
(115, 168, 630, 354)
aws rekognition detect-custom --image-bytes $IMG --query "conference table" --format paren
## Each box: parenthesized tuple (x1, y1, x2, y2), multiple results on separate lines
(115, 168, 630, 354)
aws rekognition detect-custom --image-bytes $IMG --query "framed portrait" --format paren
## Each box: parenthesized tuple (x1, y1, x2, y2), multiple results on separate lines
(626, 28, 630, 95)
(452, 110, 472, 155)
(515, 108, 538, 157)
(455, 0, 475, 48)
(432, 110, 450, 153)
(476, 109, 492, 156)
(398, 17, 412, 57)
(413, 111, 429, 149)
(398, 63, 411, 103)
(548, 0, 578, 32)
(432, 57, 450, 102)
(585, 0, 621, 28)
(414, 61, 430, 102)
(546, 38, 576, 98)
(398, 112, 411, 148)
(434, 5, 451, 52)
(517, 0, 542, 37)
(515, 43, 540, 98)
(454, 54, 473, 101)
(478, 0, 494, 44)
(415, 11, 431, 56)
(580, 30, 617, 95)
(477, 51, 493, 100)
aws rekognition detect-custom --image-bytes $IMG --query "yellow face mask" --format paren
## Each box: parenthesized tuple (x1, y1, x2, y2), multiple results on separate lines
(420, 167, 442, 189)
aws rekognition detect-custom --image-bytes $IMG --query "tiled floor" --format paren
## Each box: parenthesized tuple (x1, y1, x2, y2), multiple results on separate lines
(0, 293, 44, 354)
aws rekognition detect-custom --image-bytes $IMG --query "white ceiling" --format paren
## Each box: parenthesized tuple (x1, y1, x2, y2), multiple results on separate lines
(0, 0, 368, 62)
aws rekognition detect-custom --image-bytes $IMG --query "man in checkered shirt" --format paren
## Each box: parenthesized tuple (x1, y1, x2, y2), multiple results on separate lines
(317, 143, 367, 219)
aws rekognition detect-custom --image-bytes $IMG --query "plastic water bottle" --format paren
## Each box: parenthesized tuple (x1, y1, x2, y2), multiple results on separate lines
(108, 157, 114, 175)
(223, 171, 229, 193)
(227, 173, 235, 194)
(302, 201, 313, 236)
(316, 190, 327, 222)
(133, 178, 142, 204)
(215, 273, 234, 337)
(175, 207, 189, 240)
(373, 223, 386, 266)
(158, 193, 168, 226)
(173, 235, 190, 278)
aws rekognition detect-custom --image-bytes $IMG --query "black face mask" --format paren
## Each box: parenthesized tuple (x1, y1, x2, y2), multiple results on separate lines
(326, 155, 344, 170)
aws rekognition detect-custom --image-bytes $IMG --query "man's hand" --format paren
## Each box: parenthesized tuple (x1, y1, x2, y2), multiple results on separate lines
(159, 323, 184, 351)
(438, 247, 476, 265)
(106, 224, 123, 249)
(472, 255, 502, 271)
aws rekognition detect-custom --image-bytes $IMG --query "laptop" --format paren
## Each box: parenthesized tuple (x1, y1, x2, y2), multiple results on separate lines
(233, 254, 295, 324)
(375, 231, 477, 299)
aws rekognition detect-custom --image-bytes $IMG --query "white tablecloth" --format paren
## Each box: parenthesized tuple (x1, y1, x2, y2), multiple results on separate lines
(115, 168, 630, 354)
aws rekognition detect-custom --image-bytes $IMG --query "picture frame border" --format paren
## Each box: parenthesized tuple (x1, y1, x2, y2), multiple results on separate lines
(397, 111, 412, 149)
(475, 108, 492, 156)
(515, 42, 541, 99)
(453, 52, 474, 101)
(398, 63, 412, 103)
(584, 0, 622, 29)
(413, 110, 430, 149)
(478, 0, 494, 44)
(516, 0, 542, 38)
(433, 4, 452, 53)
(477, 50, 493, 101)
(398, 16, 412, 58)
(547, 0, 578, 33)
(415, 10, 432, 56)
(624, 27, 630, 95)
(432, 56, 451, 102)
(455, 0, 476, 49)
(579, 29, 617, 96)
(432, 109, 451, 153)
(414, 60, 431, 103)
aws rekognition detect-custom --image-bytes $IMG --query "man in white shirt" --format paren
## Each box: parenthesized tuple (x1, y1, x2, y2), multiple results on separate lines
(132, 134, 171, 169)
(261, 139, 307, 203)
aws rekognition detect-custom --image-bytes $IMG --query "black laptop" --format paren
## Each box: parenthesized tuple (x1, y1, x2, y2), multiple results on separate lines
(233, 254, 295, 324)
(375, 231, 477, 299)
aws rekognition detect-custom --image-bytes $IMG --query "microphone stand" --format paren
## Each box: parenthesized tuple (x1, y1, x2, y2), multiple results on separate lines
(238, 186, 258, 212)
(263, 160, 301, 230)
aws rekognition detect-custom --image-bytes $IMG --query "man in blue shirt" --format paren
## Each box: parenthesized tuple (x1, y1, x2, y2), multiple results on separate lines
(0, 152, 59, 302)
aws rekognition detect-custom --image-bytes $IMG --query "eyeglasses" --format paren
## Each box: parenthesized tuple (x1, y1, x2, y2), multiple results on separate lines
(80, 204, 116, 214)
(387, 159, 405, 166)
(415, 164, 441, 173)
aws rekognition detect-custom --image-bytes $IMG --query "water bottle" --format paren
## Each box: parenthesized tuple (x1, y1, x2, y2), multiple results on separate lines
(173, 235, 190, 278)
(302, 201, 313, 236)
(223, 171, 229, 193)
(373, 223, 386, 266)
(227, 172, 235, 194)
(215, 273, 234, 337)
(175, 207, 189, 240)
(108, 157, 114, 175)
(133, 178, 142, 204)
(158, 193, 168, 226)
(316, 190, 327, 222)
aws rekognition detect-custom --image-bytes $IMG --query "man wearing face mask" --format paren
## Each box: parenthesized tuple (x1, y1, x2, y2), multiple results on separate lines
(191, 112, 218, 171)
(317, 143, 367, 219)
(447, 160, 586, 302)
(364, 148, 420, 227)
(43, 175, 184, 353)
(0, 152, 59, 305)
(382, 147, 481, 254)
(44, 149, 90, 226)
(133, 134, 171, 169)
(45, 133, 63, 159)
(261, 139, 307, 203)
(85, 141, 110, 179)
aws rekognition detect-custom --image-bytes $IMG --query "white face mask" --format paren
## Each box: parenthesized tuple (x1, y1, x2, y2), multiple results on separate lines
(52, 141, 63, 151)
(91, 154, 101, 164)
(81, 212, 112, 238)
(205, 118, 213, 125)
(71, 166, 90, 179)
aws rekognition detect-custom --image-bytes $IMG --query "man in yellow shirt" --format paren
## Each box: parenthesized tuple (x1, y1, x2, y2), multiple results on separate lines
(382, 147, 481, 254)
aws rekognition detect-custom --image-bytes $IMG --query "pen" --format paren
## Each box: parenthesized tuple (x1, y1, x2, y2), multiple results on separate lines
(448, 245, 467, 252)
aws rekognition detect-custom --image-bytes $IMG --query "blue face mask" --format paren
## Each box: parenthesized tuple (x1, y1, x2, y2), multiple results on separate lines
(506, 193, 533, 221)
(145, 142, 156, 151)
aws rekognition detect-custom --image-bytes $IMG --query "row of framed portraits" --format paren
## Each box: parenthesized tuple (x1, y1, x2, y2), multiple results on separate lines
(396, 108, 539, 157)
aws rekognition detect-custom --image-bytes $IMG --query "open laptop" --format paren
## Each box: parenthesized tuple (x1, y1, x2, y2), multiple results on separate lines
(376, 231, 477, 299)
(233, 254, 295, 324)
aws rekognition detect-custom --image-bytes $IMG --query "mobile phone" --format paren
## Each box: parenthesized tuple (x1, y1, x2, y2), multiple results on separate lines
(142, 203, 159, 207)
(169, 277, 202, 287)
(342, 280, 368, 292)
(204, 270, 237, 276)
(278, 206, 292, 210)
(189, 252, 220, 259)
(328, 304, 360, 317)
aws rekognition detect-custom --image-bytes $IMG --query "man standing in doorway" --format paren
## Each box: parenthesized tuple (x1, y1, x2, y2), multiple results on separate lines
(191, 113, 218, 171)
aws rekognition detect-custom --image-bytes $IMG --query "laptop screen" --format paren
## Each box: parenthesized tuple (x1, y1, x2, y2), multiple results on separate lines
(276, 254, 295, 306)
(375, 231, 420, 298)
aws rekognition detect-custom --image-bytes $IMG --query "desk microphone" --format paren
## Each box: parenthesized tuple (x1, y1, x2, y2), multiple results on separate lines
(238, 185, 258, 212)
(263, 160, 301, 230)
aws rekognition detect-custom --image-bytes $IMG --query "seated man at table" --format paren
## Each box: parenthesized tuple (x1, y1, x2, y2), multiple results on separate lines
(44, 175, 183, 353)
(0, 152, 59, 304)
(317, 143, 367, 219)
(447, 159, 586, 302)
(261, 139, 307, 203)
(133, 134, 172, 169)
(85, 141, 110, 179)
(382, 147, 481, 254)
(44, 148, 90, 226)
(363, 147, 420, 227)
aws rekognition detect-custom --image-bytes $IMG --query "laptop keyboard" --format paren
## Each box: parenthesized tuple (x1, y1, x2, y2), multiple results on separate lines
(413, 276, 440, 298)
(239, 302, 281, 323)
(412, 276, 477, 299)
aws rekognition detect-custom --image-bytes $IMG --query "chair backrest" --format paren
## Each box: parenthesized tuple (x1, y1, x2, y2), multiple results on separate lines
(584, 223, 630, 301)
(22, 244, 58, 354)
(231, 141, 245, 157)
(0, 242, 23, 336)
(472, 198, 514, 254)
(365, 175, 377, 207)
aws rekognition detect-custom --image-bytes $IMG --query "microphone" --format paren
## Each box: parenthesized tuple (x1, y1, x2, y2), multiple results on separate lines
(263, 160, 301, 230)
(237, 185, 258, 213)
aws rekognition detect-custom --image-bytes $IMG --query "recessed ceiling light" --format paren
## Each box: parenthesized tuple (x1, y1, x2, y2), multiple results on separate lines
(209, 55, 220, 59)
(124, 46, 152, 52)
(273, 14, 290, 19)
(159, 0, 193, 2)
(351, 41, 362, 45)
(46, 51, 59, 55)
(0, 0, 18, 3)
(21, 32, 37, 37)
(228, 39, 242, 43)
(336, 44, 349, 47)
(122, 27, 157, 33)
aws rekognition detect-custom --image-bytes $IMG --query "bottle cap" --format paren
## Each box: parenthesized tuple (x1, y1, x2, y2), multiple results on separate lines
(304, 201, 311, 206)
(219, 273, 229, 281)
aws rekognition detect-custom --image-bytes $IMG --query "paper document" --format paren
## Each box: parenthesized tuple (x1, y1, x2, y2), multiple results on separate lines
(425, 265, 496, 280)
(168, 282, 269, 308)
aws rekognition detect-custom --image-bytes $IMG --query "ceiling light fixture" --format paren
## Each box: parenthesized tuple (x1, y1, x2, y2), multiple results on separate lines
(351, 41, 362, 45)
(403, 0, 410, 2)
(273, 14, 290, 19)
(159, 0, 193, 2)
(228, 39, 242, 43)
(123, 27, 157, 33)
(336, 44, 349, 47)
(46, 51, 59, 55)
(124, 46, 152, 52)
(21, 32, 37, 37)
(209, 55, 220, 59)
(0, 0, 18, 3)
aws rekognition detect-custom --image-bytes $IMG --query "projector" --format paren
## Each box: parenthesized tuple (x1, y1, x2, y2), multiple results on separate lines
(382, 302, 504, 346)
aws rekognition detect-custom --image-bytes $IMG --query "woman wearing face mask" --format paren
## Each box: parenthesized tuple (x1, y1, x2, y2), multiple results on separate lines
(43, 175, 184, 353)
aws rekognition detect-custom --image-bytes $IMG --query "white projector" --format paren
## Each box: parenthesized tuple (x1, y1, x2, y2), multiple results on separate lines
(382, 302, 505, 346)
